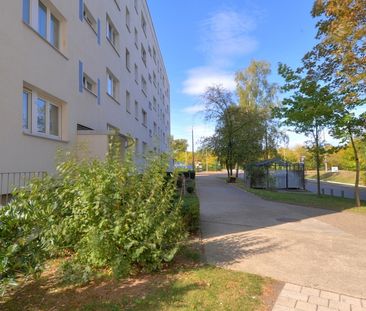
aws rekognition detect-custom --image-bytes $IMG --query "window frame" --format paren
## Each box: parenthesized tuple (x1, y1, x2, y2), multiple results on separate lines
(106, 70, 119, 101)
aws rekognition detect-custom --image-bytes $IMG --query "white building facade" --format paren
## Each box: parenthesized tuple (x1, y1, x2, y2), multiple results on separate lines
(0, 0, 171, 174)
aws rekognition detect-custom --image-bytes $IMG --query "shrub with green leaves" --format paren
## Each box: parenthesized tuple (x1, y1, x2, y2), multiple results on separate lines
(0, 141, 186, 295)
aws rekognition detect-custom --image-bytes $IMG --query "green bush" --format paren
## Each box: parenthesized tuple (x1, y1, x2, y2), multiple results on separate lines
(181, 193, 200, 234)
(0, 142, 186, 295)
(186, 179, 195, 194)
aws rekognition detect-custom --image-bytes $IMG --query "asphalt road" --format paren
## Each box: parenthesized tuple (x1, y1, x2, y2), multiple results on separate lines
(305, 179, 366, 201)
(198, 172, 366, 298)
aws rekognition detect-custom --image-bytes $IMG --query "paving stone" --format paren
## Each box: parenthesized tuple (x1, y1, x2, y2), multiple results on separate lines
(282, 289, 309, 302)
(276, 296, 297, 308)
(340, 295, 362, 306)
(295, 301, 317, 311)
(329, 300, 351, 311)
(284, 283, 302, 292)
(273, 305, 294, 311)
(351, 305, 366, 311)
(321, 291, 340, 301)
(317, 306, 338, 311)
(302, 287, 321, 297)
(308, 295, 329, 307)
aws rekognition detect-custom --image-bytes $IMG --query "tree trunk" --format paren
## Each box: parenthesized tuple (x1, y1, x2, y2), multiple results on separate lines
(349, 131, 361, 207)
(226, 160, 230, 178)
(315, 130, 321, 196)
(236, 163, 239, 178)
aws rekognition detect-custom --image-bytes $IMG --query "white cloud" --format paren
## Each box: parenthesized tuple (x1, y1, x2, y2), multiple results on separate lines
(182, 104, 206, 114)
(199, 9, 258, 66)
(182, 67, 236, 96)
(182, 9, 258, 96)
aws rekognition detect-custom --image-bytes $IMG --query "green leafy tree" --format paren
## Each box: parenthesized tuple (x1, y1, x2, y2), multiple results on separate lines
(303, 0, 366, 205)
(277, 63, 335, 195)
(236, 60, 286, 160)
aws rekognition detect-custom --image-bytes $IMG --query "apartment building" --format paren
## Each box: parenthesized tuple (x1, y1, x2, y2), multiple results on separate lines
(0, 0, 171, 174)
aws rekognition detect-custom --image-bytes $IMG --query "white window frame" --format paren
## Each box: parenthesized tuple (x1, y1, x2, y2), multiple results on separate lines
(83, 4, 97, 34)
(22, 87, 62, 139)
(106, 15, 118, 49)
(126, 48, 131, 72)
(125, 6, 131, 31)
(106, 70, 119, 101)
(126, 90, 131, 113)
(83, 73, 97, 95)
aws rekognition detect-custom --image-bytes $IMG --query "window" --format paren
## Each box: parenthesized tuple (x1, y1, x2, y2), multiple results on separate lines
(107, 70, 119, 100)
(149, 101, 152, 110)
(134, 0, 138, 13)
(83, 4, 97, 33)
(148, 73, 152, 83)
(106, 16, 118, 48)
(149, 129, 152, 137)
(23, 87, 62, 138)
(22, 89, 31, 129)
(134, 64, 138, 83)
(107, 123, 119, 132)
(142, 109, 147, 126)
(126, 91, 131, 113)
(141, 13, 147, 35)
(38, 1, 47, 39)
(134, 101, 139, 119)
(50, 14, 60, 49)
(36, 98, 46, 133)
(23, 0, 30, 24)
(153, 47, 157, 63)
(83, 74, 96, 94)
(142, 142, 148, 155)
(125, 48, 131, 71)
(153, 97, 157, 111)
(125, 6, 130, 31)
(153, 71, 157, 86)
(141, 76, 147, 95)
(134, 28, 138, 48)
(153, 122, 157, 135)
(49, 104, 59, 136)
(141, 44, 147, 66)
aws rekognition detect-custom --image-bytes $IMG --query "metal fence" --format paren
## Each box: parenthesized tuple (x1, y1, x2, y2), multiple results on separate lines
(0, 172, 47, 206)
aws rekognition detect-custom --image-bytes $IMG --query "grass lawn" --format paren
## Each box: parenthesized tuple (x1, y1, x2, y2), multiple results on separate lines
(306, 170, 366, 186)
(0, 242, 275, 311)
(232, 180, 366, 215)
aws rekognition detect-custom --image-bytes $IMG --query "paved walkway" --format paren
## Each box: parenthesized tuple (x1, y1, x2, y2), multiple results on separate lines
(197, 173, 366, 300)
(273, 283, 366, 311)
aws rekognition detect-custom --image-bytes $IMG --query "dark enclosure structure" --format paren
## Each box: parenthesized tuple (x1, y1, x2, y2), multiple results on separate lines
(245, 158, 305, 190)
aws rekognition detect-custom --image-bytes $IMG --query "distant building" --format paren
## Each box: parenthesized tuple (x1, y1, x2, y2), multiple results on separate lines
(0, 0, 170, 174)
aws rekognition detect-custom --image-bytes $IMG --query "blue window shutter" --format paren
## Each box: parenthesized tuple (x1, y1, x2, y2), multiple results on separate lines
(97, 79, 101, 105)
(22, 0, 30, 24)
(79, 61, 83, 93)
(79, 0, 83, 21)
(97, 19, 101, 45)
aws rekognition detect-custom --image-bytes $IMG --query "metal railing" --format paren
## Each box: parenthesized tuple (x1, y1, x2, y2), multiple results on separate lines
(0, 172, 47, 206)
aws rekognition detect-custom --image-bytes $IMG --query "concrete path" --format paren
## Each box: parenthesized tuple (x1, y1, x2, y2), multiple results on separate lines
(197, 173, 366, 299)
(306, 179, 366, 201)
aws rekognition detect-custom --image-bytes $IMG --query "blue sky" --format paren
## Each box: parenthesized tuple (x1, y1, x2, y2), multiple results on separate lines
(148, 0, 326, 149)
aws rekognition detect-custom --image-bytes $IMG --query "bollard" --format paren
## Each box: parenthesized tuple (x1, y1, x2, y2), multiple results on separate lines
(341, 190, 344, 198)
(321, 188, 325, 195)
(330, 189, 334, 196)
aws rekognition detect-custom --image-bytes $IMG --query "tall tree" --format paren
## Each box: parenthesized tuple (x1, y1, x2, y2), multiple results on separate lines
(236, 60, 285, 160)
(277, 63, 334, 195)
(202, 86, 236, 176)
(303, 0, 366, 205)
